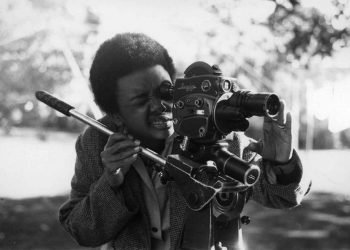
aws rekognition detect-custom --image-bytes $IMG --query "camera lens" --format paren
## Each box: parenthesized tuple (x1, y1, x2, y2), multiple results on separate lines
(213, 148, 260, 186)
(266, 94, 280, 116)
(221, 80, 231, 92)
(227, 91, 281, 117)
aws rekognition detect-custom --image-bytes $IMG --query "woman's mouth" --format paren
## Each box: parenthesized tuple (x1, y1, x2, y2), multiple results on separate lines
(150, 115, 173, 130)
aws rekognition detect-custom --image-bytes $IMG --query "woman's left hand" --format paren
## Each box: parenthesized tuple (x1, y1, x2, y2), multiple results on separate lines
(247, 100, 293, 163)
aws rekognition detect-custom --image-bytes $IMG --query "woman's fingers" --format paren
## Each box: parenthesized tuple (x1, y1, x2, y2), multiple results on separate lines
(101, 132, 141, 175)
(102, 146, 140, 163)
(246, 140, 263, 155)
(277, 100, 287, 125)
(103, 153, 139, 174)
(105, 133, 133, 147)
(104, 139, 140, 155)
(285, 111, 292, 131)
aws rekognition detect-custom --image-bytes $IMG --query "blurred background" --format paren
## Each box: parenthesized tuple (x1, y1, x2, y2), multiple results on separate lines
(0, 0, 350, 249)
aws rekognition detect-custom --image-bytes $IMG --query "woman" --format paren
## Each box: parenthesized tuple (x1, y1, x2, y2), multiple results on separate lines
(59, 33, 311, 250)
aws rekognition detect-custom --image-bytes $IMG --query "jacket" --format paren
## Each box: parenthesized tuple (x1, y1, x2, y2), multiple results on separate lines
(59, 116, 311, 249)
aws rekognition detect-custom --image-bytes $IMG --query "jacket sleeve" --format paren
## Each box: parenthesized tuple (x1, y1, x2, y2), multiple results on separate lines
(250, 149, 312, 209)
(58, 130, 139, 247)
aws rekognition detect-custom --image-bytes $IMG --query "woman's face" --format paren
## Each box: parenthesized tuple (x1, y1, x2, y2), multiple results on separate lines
(115, 65, 174, 141)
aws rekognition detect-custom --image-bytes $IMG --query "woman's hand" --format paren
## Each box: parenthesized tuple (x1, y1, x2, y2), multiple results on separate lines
(247, 100, 293, 163)
(101, 133, 141, 186)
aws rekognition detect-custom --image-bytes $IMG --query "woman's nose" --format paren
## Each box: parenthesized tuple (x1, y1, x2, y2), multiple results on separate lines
(150, 98, 171, 113)
(150, 97, 163, 113)
(161, 100, 172, 112)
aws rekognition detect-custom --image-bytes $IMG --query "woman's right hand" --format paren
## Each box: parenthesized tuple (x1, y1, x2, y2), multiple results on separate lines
(100, 133, 141, 186)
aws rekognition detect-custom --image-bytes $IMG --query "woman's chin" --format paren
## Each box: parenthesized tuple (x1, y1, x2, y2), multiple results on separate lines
(150, 126, 174, 139)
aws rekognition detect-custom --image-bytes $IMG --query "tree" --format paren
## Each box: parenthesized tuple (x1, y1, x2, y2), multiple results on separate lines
(200, 0, 350, 148)
(0, 0, 100, 132)
(200, 0, 350, 86)
(268, 0, 350, 68)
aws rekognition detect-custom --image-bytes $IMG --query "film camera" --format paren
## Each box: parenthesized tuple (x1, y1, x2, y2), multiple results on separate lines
(159, 61, 281, 192)
(160, 61, 280, 140)
(157, 62, 282, 249)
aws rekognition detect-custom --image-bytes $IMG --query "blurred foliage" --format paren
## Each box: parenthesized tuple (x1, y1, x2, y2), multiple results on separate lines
(201, 0, 350, 84)
(268, 0, 350, 67)
(0, 0, 99, 134)
(0, 0, 349, 148)
(201, 0, 350, 148)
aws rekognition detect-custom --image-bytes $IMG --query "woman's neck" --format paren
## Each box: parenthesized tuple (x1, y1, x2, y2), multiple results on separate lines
(140, 137, 165, 154)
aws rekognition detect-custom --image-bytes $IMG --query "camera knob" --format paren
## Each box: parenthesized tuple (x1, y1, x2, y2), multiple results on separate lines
(159, 171, 170, 185)
(240, 215, 251, 225)
(211, 64, 222, 75)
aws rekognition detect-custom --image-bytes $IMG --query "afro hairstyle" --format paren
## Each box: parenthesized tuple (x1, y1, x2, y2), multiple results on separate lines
(89, 32, 176, 114)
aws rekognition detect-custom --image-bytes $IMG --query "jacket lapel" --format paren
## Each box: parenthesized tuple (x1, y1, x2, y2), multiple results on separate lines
(169, 181, 187, 250)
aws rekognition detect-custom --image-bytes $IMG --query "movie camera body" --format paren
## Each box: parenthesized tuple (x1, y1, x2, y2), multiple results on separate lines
(161, 61, 280, 141)
(159, 61, 280, 191)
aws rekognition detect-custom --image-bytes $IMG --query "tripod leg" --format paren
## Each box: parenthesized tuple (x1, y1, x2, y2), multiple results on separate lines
(214, 216, 244, 250)
(180, 205, 213, 250)
(212, 191, 247, 250)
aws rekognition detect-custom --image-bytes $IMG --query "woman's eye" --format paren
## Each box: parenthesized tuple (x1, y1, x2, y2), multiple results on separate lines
(139, 98, 149, 104)
(134, 94, 152, 105)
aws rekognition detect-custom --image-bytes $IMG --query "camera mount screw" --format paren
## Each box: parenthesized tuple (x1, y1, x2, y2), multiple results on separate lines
(240, 215, 251, 225)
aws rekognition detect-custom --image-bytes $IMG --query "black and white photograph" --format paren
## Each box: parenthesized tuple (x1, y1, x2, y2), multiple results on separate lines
(0, 0, 349, 249)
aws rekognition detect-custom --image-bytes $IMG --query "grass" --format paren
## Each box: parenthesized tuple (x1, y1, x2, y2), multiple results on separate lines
(243, 192, 350, 250)
(0, 192, 349, 250)
(0, 195, 98, 250)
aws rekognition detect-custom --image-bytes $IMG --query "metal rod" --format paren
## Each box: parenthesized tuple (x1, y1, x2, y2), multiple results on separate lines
(70, 110, 113, 136)
(69, 109, 167, 166)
